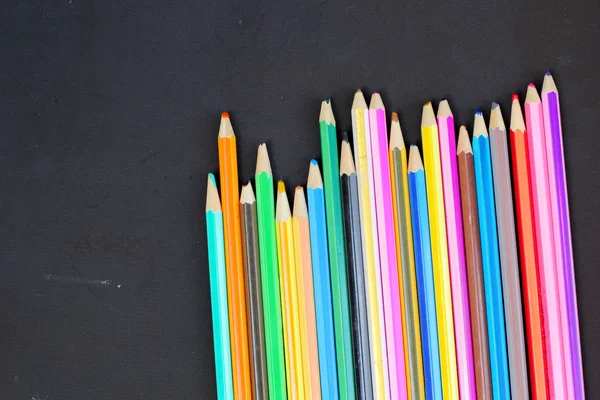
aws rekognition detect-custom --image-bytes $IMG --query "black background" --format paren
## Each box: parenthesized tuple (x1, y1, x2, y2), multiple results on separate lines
(1, 0, 599, 398)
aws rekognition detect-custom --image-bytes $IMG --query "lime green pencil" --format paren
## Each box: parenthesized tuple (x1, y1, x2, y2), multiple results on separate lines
(255, 144, 286, 399)
(319, 99, 355, 399)
(206, 174, 234, 400)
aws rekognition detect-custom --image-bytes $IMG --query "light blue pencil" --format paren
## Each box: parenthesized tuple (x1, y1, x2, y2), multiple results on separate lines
(206, 174, 234, 400)
(407, 146, 443, 400)
(472, 111, 510, 399)
(307, 159, 339, 399)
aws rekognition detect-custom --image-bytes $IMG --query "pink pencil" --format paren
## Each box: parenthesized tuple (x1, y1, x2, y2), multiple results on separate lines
(525, 83, 568, 399)
(437, 100, 476, 399)
(542, 72, 584, 399)
(369, 93, 407, 399)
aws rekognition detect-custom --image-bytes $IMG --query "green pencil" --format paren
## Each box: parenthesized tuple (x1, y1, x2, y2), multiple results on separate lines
(206, 174, 234, 400)
(319, 99, 355, 399)
(255, 144, 286, 399)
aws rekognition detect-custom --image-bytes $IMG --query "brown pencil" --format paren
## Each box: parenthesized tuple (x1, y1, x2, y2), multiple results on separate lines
(240, 182, 268, 399)
(457, 126, 492, 399)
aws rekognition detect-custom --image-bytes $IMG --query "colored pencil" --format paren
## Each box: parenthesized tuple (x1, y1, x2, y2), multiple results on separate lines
(525, 84, 568, 399)
(292, 186, 322, 400)
(489, 103, 529, 398)
(457, 127, 493, 400)
(370, 93, 407, 399)
(472, 111, 510, 398)
(408, 146, 443, 400)
(240, 182, 268, 399)
(421, 102, 458, 398)
(510, 95, 549, 399)
(206, 174, 234, 400)
(436, 100, 475, 399)
(319, 100, 355, 399)
(340, 138, 374, 400)
(542, 72, 583, 399)
(352, 89, 389, 398)
(218, 113, 251, 398)
(276, 181, 305, 400)
(255, 144, 287, 399)
(307, 160, 340, 399)
(389, 113, 425, 400)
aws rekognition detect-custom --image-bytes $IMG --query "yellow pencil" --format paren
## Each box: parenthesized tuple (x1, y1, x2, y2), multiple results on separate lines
(293, 187, 321, 400)
(390, 113, 425, 399)
(421, 102, 459, 398)
(276, 181, 305, 400)
(351, 89, 389, 397)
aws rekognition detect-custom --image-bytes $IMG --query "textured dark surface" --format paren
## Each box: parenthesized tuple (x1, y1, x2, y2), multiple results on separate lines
(1, 0, 599, 398)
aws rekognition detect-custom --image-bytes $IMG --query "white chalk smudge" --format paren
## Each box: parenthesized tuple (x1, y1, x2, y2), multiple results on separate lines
(43, 274, 112, 287)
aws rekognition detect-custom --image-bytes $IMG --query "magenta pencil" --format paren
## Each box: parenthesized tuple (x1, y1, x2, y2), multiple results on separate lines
(369, 93, 407, 399)
(437, 100, 476, 398)
(542, 72, 583, 399)
(525, 83, 568, 399)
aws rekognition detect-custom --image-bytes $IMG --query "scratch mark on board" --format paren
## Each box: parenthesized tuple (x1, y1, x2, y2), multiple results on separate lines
(43, 274, 112, 287)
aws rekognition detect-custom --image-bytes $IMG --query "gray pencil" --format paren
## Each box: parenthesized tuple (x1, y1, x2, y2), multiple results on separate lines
(340, 137, 373, 400)
(488, 103, 529, 399)
(240, 182, 269, 399)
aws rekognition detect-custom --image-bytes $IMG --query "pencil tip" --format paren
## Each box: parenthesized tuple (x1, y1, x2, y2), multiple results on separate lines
(457, 126, 473, 154)
(542, 72, 558, 94)
(408, 145, 424, 172)
(369, 92, 384, 110)
(240, 181, 256, 204)
(293, 186, 308, 218)
(256, 143, 272, 175)
(319, 99, 336, 126)
(352, 89, 368, 109)
(339, 139, 356, 176)
(473, 111, 487, 138)
(277, 180, 285, 193)
(510, 95, 526, 132)
(512, 93, 519, 102)
(489, 103, 505, 131)
(525, 83, 541, 104)
(276, 182, 291, 221)
(421, 102, 436, 127)
(389, 113, 405, 150)
(206, 173, 222, 212)
(218, 112, 235, 138)
(307, 160, 324, 188)
(437, 99, 453, 118)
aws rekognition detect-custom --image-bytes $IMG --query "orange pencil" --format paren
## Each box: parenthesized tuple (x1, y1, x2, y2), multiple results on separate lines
(293, 187, 322, 400)
(218, 113, 252, 398)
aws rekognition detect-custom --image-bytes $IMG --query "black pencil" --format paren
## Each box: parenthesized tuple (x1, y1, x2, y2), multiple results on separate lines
(340, 136, 373, 400)
(240, 181, 268, 399)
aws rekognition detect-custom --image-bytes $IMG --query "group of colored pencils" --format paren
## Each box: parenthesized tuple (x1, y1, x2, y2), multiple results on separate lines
(205, 72, 583, 399)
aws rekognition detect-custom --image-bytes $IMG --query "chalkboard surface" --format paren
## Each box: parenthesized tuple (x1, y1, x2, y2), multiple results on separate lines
(2, 0, 599, 398)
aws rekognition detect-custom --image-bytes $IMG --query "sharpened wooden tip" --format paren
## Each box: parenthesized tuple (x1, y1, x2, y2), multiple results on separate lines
(218, 112, 235, 138)
(352, 89, 368, 109)
(389, 112, 405, 150)
(408, 145, 424, 172)
(369, 92, 385, 110)
(276, 181, 291, 222)
(437, 99, 453, 118)
(542, 72, 558, 94)
(510, 95, 526, 132)
(319, 99, 336, 126)
(240, 181, 256, 204)
(206, 173, 222, 212)
(421, 102, 436, 128)
(307, 160, 324, 189)
(525, 83, 541, 104)
(293, 187, 308, 219)
(457, 126, 473, 154)
(473, 111, 488, 138)
(256, 143, 273, 175)
(489, 102, 506, 131)
(340, 140, 356, 176)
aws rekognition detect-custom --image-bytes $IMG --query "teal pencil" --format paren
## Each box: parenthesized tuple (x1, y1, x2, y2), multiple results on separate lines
(472, 111, 510, 398)
(206, 174, 234, 400)
(319, 99, 355, 399)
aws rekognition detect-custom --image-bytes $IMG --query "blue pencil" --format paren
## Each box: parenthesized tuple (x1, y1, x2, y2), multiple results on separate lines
(407, 146, 443, 400)
(472, 111, 510, 398)
(307, 159, 339, 399)
(206, 174, 234, 400)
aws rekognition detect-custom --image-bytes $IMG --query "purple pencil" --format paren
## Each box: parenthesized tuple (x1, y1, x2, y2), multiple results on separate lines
(437, 100, 476, 398)
(542, 72, 584, 399)
(369, 93, 407, 399)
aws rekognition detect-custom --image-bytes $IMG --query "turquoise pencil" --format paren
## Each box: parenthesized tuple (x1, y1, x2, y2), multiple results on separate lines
(307, 159, 340, 399)
(472, 111, 510, 398)
(206, 174, 234, 400)
(407, 146, 443, 400)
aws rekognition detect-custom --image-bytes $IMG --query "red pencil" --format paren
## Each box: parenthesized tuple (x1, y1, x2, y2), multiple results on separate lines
(509, 94, 549, 399)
